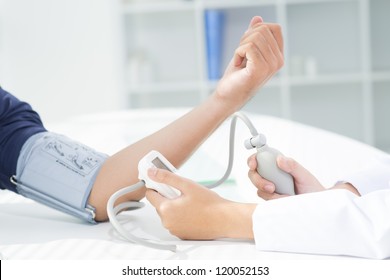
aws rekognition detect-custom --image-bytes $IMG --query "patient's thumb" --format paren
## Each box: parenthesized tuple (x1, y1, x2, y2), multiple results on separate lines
(248, 16, 263, 29)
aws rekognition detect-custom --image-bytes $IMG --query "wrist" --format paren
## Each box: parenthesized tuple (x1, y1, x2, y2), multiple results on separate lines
(217, 200, 257, 240)
(210, 84, 251, 116)
(208, 90, 238, 117)
(331, 182, 361, 196)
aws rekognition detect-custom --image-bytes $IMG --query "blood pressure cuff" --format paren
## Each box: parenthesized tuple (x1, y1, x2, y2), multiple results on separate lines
(12, 132, 108, 223)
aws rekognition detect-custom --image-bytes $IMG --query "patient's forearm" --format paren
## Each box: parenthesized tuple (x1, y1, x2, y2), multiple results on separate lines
(128, 93, 239, 168)
(89, 94, 239, 221)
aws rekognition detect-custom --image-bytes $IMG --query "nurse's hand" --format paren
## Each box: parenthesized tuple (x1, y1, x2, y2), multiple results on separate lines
(214, 16, 284, 114)
(146, 168, 256, 240)
(247, 154, 325, 200)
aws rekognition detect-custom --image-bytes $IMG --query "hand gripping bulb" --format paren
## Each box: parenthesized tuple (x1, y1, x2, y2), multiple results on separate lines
(245, 135, 295, 196)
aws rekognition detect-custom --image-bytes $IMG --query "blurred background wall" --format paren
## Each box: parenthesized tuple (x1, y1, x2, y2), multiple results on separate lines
(0, 0, 126, 123)
(0, 0, 389, 151)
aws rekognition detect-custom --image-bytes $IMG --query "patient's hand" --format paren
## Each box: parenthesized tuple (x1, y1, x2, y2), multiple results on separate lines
(214, 16, 284, 113)
(146, 168, 256, 240)
(247, 154, 325, 200)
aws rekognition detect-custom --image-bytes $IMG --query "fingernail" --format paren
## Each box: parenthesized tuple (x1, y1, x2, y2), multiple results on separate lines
(283, 157, 294, 172)
(264, 184, 275, 193)
(277, 155, 286, 162)
(147, 167, 158, 177)
(248, 157, 255, 169)
(277, 155, 290, 171)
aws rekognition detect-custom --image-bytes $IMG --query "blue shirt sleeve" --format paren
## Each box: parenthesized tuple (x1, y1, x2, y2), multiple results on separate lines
(0, 87, 47, 192)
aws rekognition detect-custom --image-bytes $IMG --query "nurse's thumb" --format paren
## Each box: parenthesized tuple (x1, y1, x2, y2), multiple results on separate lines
(147, 167, 189, 193)
(276, 156, 303, 178)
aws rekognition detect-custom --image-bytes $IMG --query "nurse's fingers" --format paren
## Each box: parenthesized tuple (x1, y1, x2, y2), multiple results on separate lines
(145, 188, 166, 208)
(247, 154, 257, 170)
(247, 154, 275, 193)
(276, 156, 311, 179)
(147, 167, 192, 193)
(248, 169, 276, 195)
(247, 156, 287, 200)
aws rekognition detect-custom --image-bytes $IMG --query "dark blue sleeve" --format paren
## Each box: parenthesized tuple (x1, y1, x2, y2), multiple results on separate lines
(0, 87, 47, 192)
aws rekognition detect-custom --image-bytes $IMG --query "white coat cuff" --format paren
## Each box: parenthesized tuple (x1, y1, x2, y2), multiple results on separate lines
(338, 165, 390, 195)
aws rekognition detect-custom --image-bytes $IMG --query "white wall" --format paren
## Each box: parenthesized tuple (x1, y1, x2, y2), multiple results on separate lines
(0, 0, 126, 123)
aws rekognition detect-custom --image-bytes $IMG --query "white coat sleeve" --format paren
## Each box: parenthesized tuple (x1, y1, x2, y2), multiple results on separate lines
(340, 158, 390, 195)
(252, 189, 390, 259)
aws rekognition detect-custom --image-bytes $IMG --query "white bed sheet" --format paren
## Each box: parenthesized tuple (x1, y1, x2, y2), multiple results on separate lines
(0, 108, 387, 260)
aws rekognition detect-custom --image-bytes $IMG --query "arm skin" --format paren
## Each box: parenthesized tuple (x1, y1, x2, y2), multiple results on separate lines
(89, 16, 284, 221)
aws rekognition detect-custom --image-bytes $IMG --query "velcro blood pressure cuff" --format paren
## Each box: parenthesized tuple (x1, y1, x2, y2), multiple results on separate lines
(12, 132, 108, 223)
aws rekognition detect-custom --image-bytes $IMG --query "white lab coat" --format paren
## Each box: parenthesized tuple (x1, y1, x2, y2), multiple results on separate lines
(252, 158, 390, 259)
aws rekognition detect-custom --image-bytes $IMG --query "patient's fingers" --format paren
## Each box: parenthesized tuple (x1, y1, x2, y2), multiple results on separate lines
(247, 16, 263, 29)
(233, 41, 264, 69)
(266, 23, 283, 55)
(242, 25, 283, 67)
(241, 23, 283, 55)
(233, 24, 284, 83)
(259, 25, 283, 65)
(240, 22, 284, 53)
